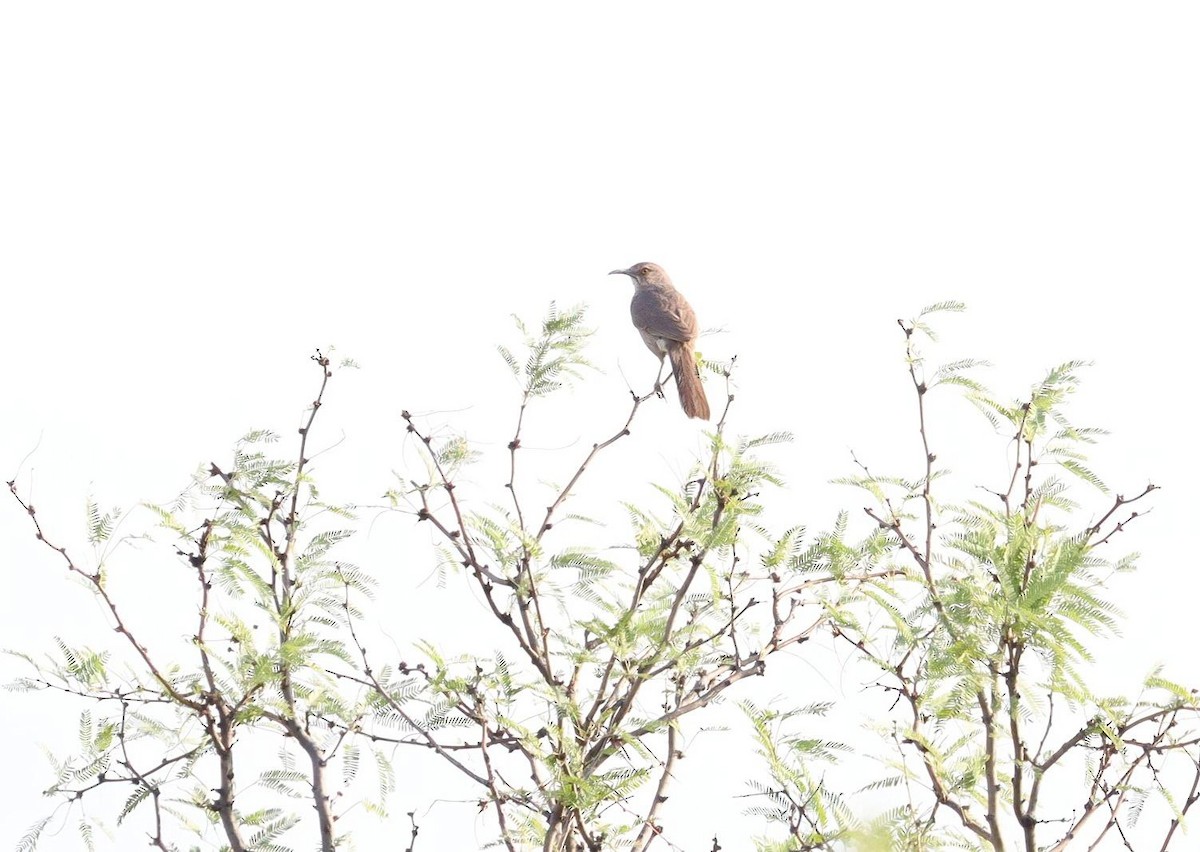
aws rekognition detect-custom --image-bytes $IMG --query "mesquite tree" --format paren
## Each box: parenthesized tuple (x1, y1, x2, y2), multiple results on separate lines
(741, 304, 1200, 851)
(8, 304, 1198, 852)
(369, 305, 887, 850)
(9, 353, 387, 852)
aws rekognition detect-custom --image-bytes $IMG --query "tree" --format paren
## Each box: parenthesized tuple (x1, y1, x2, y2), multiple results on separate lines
(10, 353, 382, 852)
(8, 305, 1198, 851)
(740, 305, 1200, 851)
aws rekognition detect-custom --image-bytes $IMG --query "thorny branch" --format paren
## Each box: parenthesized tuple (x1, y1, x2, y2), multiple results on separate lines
(10, 350, 352, 852)
(840, 319, 1197, 851)
(395, 356, 863, 850)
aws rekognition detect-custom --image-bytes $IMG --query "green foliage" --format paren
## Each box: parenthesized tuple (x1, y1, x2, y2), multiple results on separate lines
(741, 699, 851, 850)
(763, 309, 1199, 851)
(9, 306, 1198, 852)
(15, 817, 51, 852)
(380, 305, 908, 851)
(85, 497, 120, 546)
(497, 301, 594, 399)
(8, 355, 390, 852)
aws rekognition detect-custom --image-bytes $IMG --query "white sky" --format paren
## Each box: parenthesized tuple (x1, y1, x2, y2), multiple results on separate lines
(2, 4, 1198, 850)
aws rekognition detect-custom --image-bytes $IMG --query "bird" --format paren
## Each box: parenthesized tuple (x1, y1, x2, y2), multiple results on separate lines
(609, 262, 710, 420)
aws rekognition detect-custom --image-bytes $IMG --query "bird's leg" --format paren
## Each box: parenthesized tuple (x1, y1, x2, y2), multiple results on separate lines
(653, 357, 669, 399)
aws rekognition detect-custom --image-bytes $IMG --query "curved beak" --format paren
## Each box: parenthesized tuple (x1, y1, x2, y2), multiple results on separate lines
(609, 268, 631, 277)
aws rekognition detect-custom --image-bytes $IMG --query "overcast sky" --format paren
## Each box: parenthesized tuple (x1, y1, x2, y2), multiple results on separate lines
(2, 4, 1198, 850)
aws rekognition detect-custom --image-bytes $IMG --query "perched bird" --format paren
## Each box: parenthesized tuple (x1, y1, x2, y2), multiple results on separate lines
(609, 262, 710, 420)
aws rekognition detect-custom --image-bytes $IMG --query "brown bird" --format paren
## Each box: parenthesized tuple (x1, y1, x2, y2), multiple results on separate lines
(609, 262, 710, 420)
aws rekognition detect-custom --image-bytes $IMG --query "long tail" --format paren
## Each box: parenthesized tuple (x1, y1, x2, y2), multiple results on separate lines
(669, 343, 710, 420)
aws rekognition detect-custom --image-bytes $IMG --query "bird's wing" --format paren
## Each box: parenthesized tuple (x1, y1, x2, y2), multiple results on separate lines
(631, 285, 698, 343)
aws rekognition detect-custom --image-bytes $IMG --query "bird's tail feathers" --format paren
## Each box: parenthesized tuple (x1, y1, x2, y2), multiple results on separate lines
(669, 344, 711, 421)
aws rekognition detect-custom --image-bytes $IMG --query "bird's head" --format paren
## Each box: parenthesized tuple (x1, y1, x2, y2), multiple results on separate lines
(609, 262, 670, 286)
